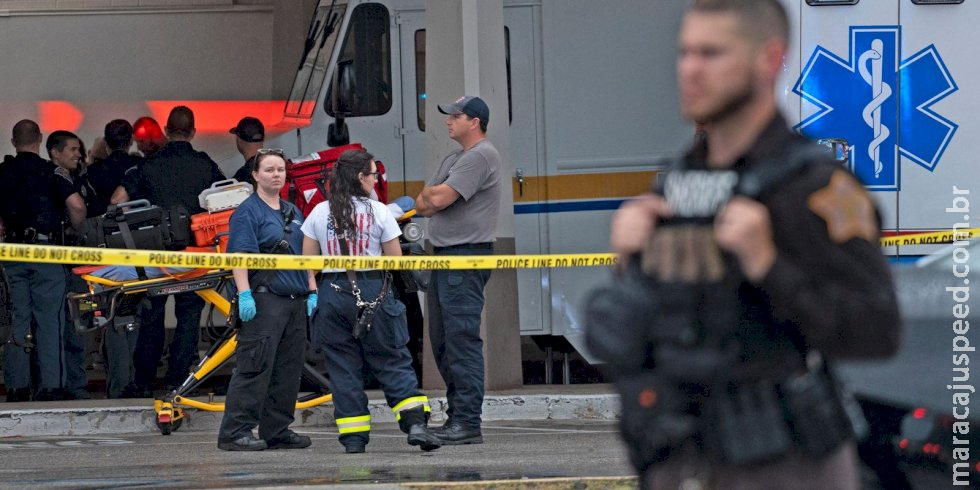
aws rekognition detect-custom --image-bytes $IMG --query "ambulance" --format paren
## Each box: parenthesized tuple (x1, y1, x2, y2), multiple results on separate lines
(267, 0, 977, 366)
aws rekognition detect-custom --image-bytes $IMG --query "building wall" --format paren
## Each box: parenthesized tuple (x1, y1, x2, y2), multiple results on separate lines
(0, 0, 315, 173)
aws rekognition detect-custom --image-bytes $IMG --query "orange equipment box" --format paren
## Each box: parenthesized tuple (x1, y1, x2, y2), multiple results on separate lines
(191, 209, 234, 251)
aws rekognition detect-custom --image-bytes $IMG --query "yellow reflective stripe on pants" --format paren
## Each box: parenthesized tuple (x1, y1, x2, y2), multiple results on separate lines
(392, 396, 430, 420)
(337, 415, 371, 433)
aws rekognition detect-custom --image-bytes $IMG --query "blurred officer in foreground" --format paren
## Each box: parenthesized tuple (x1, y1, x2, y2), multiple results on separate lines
(596, 1, 901, 488)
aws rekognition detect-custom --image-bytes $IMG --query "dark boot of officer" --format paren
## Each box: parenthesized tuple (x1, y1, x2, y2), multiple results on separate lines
(398, 407, 441, 451)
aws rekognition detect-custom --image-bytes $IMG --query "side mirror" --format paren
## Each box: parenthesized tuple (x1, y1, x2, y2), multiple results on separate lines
(328, 116, 349, 147)
(327, 59, 354, 147)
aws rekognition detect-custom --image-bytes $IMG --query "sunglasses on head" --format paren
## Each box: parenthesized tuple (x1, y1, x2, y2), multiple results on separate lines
(256, 148, 285, 157)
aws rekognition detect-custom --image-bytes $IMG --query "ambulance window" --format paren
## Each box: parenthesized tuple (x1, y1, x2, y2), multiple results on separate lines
(910, 0, 963, 4)
(284, 0, 347, 120)
(415, 28, 512, 131)
(325, 3, 392, 118)
(804, 0, 859, 4)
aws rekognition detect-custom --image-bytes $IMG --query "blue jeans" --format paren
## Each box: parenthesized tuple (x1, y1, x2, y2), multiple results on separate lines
(63, 268, 89, 394)
(427, 246, 493, 427)
(3, 262, 68, 390)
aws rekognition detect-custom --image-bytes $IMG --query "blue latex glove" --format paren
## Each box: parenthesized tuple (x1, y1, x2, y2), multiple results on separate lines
(392, 195, 416, 213)
(238, 290, 256, 322)
(307, 292, 318, 317)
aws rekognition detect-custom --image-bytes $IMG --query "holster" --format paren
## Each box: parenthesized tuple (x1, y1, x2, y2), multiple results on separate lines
(780, 367, 864, 456)
(352, 304, 377, 339)
(711, 382, 794, 465)
(615, 373, 701, 473)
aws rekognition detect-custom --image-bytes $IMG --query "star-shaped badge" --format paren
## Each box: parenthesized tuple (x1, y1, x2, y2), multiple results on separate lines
(807, 170, 877, 244)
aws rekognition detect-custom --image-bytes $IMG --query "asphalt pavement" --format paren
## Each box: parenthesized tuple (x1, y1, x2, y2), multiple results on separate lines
(0, 419, 634, 489)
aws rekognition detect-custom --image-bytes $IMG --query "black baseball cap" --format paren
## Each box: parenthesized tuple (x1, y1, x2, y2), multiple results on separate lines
(229, 116, 265, 143)
(438, 96, 489, 125)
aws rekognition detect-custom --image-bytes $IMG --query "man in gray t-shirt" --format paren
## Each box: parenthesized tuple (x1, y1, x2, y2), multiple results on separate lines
(416, 95, 500, 445)
(424, 139, 500, 246)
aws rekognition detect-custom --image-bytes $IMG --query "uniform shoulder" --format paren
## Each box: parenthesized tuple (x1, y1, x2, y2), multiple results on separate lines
(52, 164, 72, 181)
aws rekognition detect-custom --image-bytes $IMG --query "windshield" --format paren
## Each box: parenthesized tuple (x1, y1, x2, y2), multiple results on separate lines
(284, 0, 348, 120)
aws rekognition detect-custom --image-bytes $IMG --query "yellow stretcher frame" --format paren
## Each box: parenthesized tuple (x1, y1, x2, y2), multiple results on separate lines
(68, 268, 333, 435)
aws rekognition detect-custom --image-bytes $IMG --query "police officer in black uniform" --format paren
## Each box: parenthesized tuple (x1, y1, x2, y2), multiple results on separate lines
(84, 120, 147, 397)
(112, 106, 225, 394)
(0, 121, 86, 401)
(229, 116, 264, 187)
(46, 130, 92, 400)
(87, 120, 143, 218)
(602, 1, 901, 488)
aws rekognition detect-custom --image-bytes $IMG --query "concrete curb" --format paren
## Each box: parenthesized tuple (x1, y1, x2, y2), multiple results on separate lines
(0, 392, 621, 437)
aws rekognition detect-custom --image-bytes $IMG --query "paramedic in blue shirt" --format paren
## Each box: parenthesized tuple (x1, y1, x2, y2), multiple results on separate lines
(216, 149, 318, 451)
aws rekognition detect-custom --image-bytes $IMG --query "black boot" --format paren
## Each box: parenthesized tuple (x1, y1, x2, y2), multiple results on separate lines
(398, 407, 441, 451)
(6, 387, 31, 402)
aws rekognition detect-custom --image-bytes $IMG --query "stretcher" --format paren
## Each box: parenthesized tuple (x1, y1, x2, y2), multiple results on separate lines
(67, 250, 333, 435)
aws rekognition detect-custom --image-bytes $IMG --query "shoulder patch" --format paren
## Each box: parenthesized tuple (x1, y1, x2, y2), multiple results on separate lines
(53, 165, 73, 182)
(807, 170, 877, 244)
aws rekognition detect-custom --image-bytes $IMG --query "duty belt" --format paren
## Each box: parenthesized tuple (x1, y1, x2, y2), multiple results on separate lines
(320, 270, 384, 281)
(252, 285, 310, 299)
(433, 242, 494, 253)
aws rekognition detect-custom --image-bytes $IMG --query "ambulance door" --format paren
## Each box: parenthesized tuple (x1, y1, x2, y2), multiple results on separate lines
(539, 0, 690, 352)
(394, 8, 425, 199)
(896, 0, 975, 253)
(795, 1, 900, 241)
(396, 6, 547, 334)
(506, 5, 548, 336)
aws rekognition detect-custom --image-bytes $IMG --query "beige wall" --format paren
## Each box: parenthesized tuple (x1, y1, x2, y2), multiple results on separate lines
(0, 0, 314, 173)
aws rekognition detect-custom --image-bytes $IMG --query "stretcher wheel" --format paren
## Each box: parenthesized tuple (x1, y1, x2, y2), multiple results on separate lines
(156, 404, 184, 435)
(156, 413, 184, 435)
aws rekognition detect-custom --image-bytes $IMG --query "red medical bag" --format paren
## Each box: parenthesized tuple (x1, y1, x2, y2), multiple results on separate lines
(282, 143, 388, 217)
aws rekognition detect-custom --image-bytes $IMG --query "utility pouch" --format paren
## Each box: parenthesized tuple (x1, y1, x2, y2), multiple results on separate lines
(615, 373, 700, 472)
(781, 367, 861, 456)
(714, 382, 794, 465)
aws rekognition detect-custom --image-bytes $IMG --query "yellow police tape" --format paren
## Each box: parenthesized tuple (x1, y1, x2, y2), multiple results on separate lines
(0, 243, 617, 270)
(0, 228, 972, 271)
(879, 227, 980, 248)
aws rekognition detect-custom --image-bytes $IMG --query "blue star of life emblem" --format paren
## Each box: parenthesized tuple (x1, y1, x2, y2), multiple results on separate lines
(793, 26, 958, 191)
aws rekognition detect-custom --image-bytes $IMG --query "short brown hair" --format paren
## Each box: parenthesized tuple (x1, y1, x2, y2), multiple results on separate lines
(11, 119, 41, 148)
(690, 0, 789, 45)
(165, 105, 195, 138)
